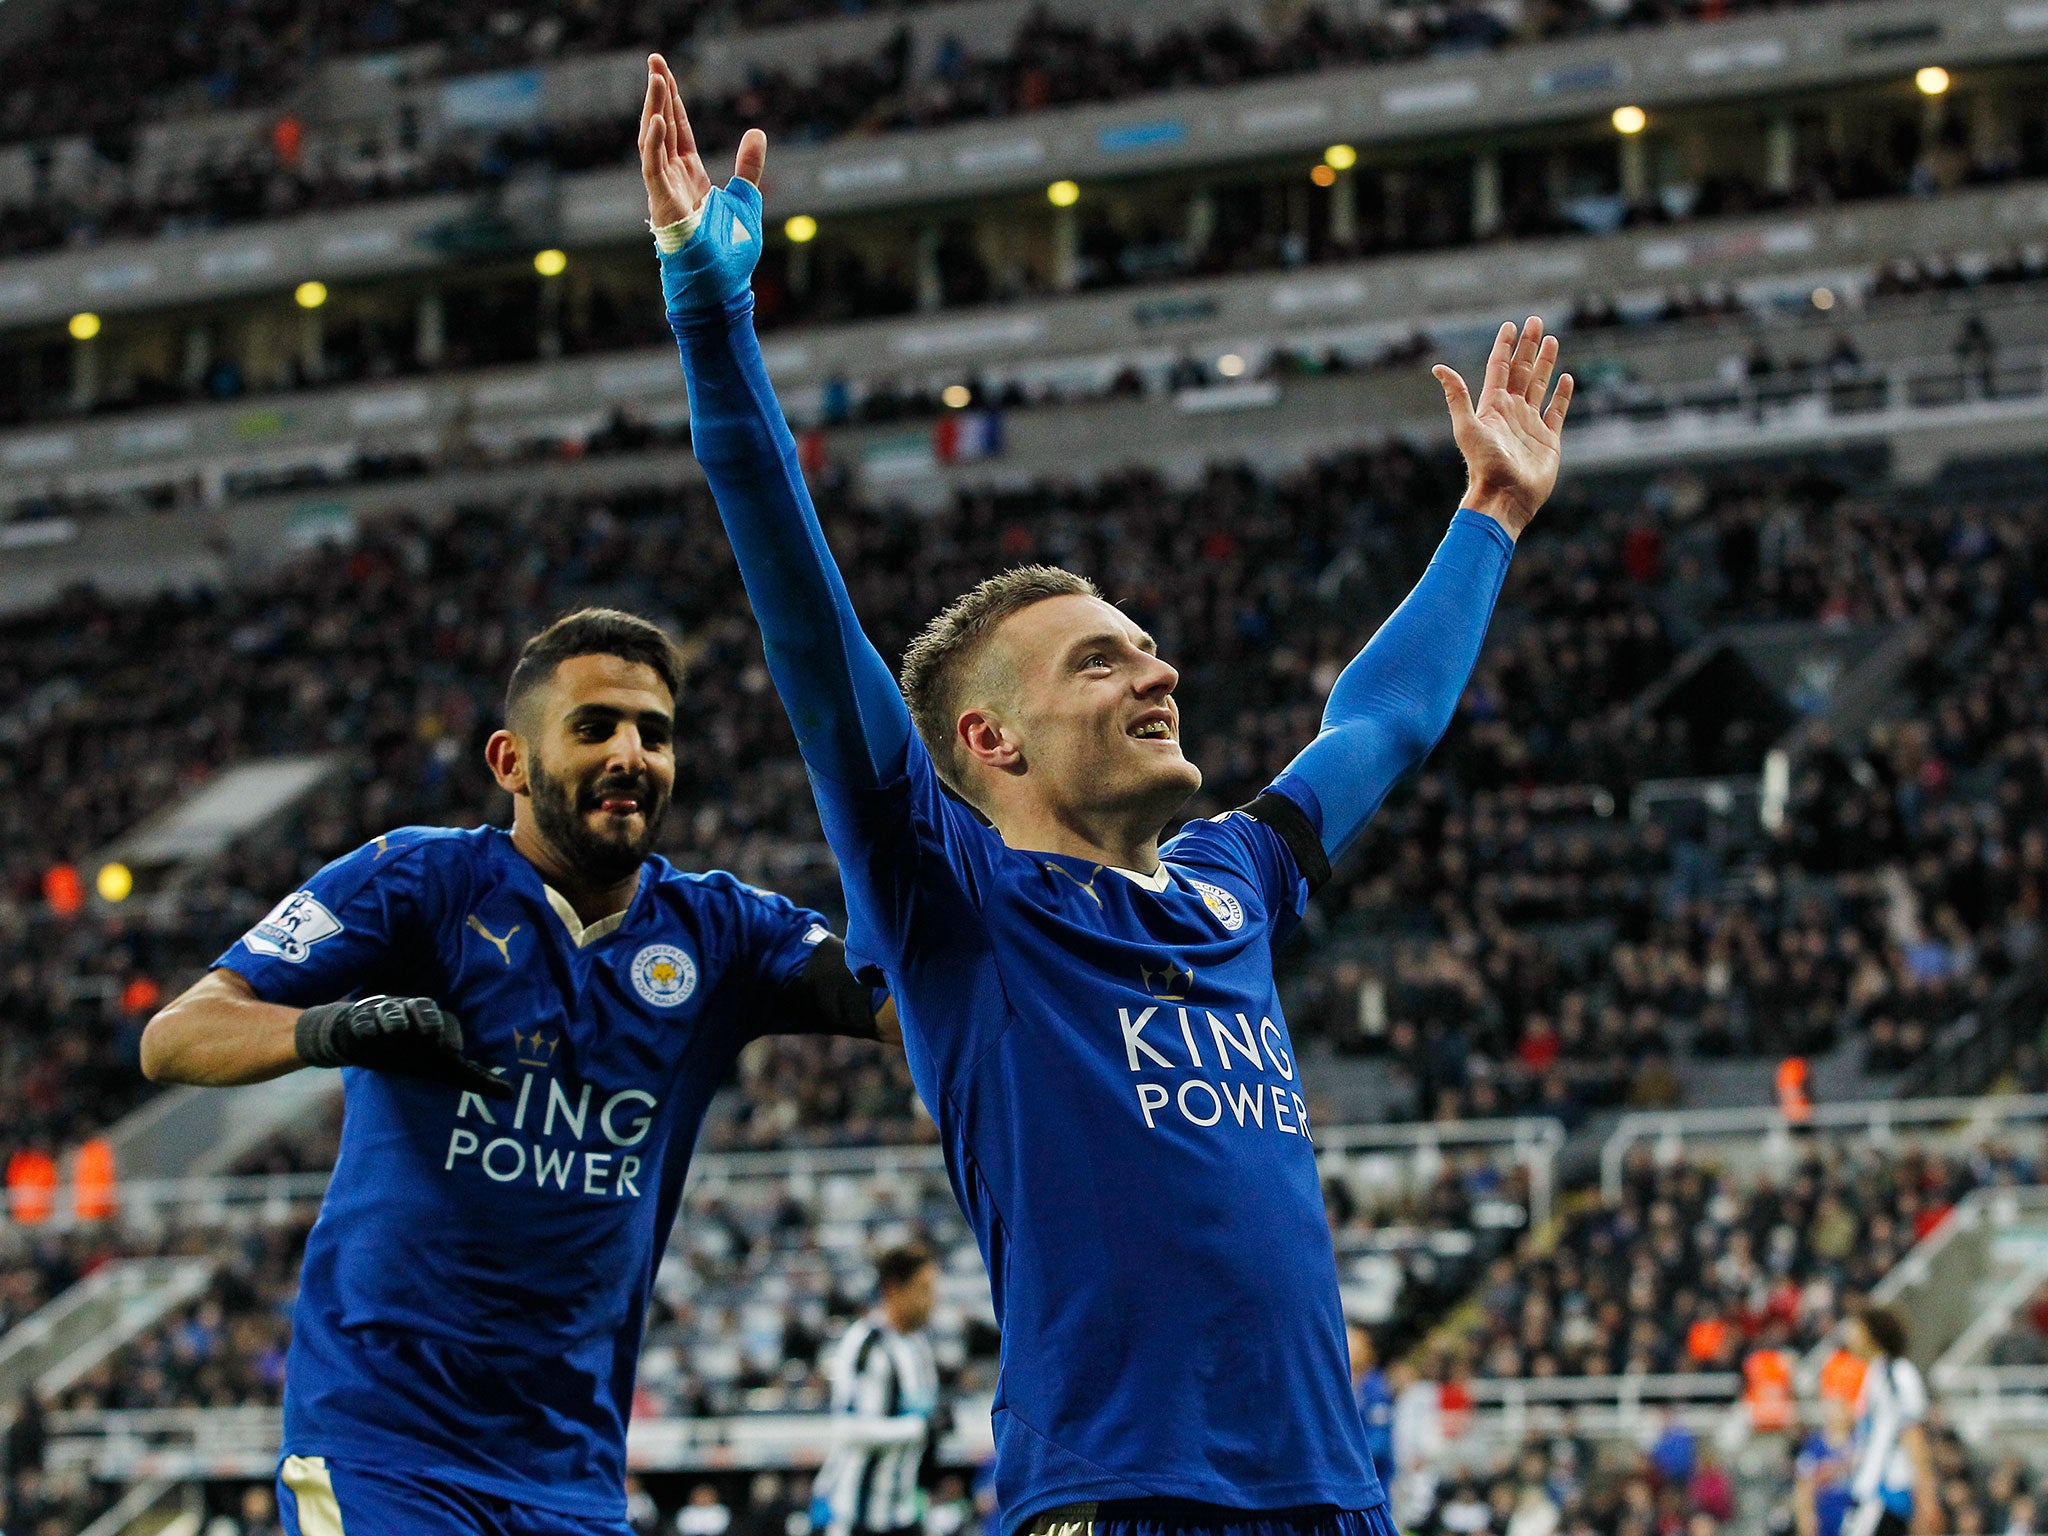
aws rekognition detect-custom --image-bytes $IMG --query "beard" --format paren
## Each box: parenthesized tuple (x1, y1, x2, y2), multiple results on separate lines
(528, 757, 670, 886)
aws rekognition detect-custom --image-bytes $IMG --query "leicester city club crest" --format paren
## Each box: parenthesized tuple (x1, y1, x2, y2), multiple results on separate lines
(1189, 879, 1245, 932)
(629, 943, 698, 1008)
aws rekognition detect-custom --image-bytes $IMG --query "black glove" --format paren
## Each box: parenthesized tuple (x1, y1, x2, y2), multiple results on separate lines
(295, 995, 512, 1098)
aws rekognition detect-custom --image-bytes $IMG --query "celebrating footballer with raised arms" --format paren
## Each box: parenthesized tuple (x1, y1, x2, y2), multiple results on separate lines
(641, 52, 1571, 1536)
(142, 609, 894, 1536)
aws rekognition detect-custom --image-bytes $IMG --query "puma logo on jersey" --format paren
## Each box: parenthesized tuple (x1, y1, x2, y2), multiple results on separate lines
(1043, 862, 1105, 907)
(371, 834, 392, 859)
(467, 915, 520, 965)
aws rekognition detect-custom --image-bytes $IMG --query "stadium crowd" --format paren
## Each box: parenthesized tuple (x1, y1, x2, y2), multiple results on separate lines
(1462, 1134, 2041, 1380)
(2, 0, 1906, 155)
(0, 0, 1997, 263)
(1393, 1420, 1741, 1536)
(3, 441, 2046, 1168)
(1295, 456, 2048, 1118)
(1440, 1403, 2027, 1536)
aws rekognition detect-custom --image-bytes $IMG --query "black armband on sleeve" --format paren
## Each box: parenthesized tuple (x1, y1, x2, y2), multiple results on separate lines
(1238, 791, 1331, 897)
(775, 935, 882, 1040)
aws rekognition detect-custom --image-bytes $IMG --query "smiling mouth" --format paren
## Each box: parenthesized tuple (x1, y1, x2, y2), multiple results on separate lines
(1129, 720, 1176, 741)
(585, 784, 649, 817)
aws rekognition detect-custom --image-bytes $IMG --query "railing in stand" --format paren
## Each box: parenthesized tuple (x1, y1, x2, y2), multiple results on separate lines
(1599, 1094, 2048, 1204)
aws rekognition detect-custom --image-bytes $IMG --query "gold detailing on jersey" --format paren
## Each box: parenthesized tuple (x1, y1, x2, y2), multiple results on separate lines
(467, 914, 521, 965)
(1041, 861, 1106, 906)
(281, 1455, 348, 1536)
(1140, 961, 1194, 1000)
(542, 884, 631, 947)
(513, 1028, 561, 1067)
(371, 834, 391, 859)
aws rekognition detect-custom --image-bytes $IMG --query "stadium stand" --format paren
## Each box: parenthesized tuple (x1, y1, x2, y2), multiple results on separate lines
(2, 439, 2044, 1167)
(1397, 1423, 1741, 1536)
(1986, 1280, 2048, 1366)
(0, 0, 1912, 169)
(7, 101, 2045, 416)
(1463, 1135, 2041, 1380)
(1417, 1406, 2031, 1536)
(7, 231, 2046, 435)
(10, 1124, 1547, 1487)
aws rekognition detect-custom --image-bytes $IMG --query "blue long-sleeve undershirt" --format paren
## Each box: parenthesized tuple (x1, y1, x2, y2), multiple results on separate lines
(668, 290, 912, 789)
(667, 277, 1512, 869)
(1270, 509, 1514, 864)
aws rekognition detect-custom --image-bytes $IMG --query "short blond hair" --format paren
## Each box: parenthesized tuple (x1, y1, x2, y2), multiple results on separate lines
(899, 565, 1100, 789)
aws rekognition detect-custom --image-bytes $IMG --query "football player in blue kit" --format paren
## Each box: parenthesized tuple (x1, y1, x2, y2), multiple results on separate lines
(142, 608, 895, 1536)
(639, 56, 1573, 1536)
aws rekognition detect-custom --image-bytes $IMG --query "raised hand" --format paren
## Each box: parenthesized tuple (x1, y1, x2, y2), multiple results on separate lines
(639, 53, 766, 229)
(1432, 317, 1574, 541)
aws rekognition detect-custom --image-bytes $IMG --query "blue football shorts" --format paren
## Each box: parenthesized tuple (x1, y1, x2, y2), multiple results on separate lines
(276, 1455, 639, 1536)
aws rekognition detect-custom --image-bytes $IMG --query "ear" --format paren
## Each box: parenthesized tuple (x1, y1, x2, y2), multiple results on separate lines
(956, 708, 1024, 775)
(486, 729, 530, 794)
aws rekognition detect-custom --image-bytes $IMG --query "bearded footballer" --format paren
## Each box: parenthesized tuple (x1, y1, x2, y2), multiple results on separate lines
(143, 609, 894, 1536)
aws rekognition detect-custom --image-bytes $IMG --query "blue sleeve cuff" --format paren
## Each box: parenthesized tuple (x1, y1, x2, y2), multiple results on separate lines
(1451, 506, 1518, 559)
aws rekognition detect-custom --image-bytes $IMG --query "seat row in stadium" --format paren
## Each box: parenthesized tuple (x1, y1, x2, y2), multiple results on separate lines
(8, 225, 2038, 476)
(11, 116, 2044, 449)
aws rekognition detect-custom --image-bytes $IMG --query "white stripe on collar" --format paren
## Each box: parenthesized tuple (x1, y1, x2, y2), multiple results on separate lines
(543, 884, 630, 949)
(1108, 864, 1172, 892)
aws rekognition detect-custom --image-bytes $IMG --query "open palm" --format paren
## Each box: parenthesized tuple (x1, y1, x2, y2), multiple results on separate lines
(639, 53, 765, 228)
(1433, 318, 1574, 540)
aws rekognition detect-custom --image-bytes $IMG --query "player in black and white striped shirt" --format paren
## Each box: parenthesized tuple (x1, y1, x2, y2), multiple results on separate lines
(815, 1244, 944, 1536)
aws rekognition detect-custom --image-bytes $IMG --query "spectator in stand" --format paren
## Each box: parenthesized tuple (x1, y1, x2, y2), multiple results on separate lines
(628, 1477, 664, 1536)
(678, 1485, 736, 1536)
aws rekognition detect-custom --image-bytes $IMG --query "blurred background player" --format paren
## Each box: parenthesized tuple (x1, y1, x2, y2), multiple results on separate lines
(1348, 1324, 1396, 1498)
(1796, 1397, 1861, 1536)
(140, 608, 892, 1536)
(814, 1242, 945, 1536)
(640, 51, 1567, 1536)
(1844, 1307, 1938, 1536)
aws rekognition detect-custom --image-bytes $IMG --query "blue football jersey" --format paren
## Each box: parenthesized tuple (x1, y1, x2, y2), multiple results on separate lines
(217, 825, 832, 1518)
(812, 744, 1384, 1530)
